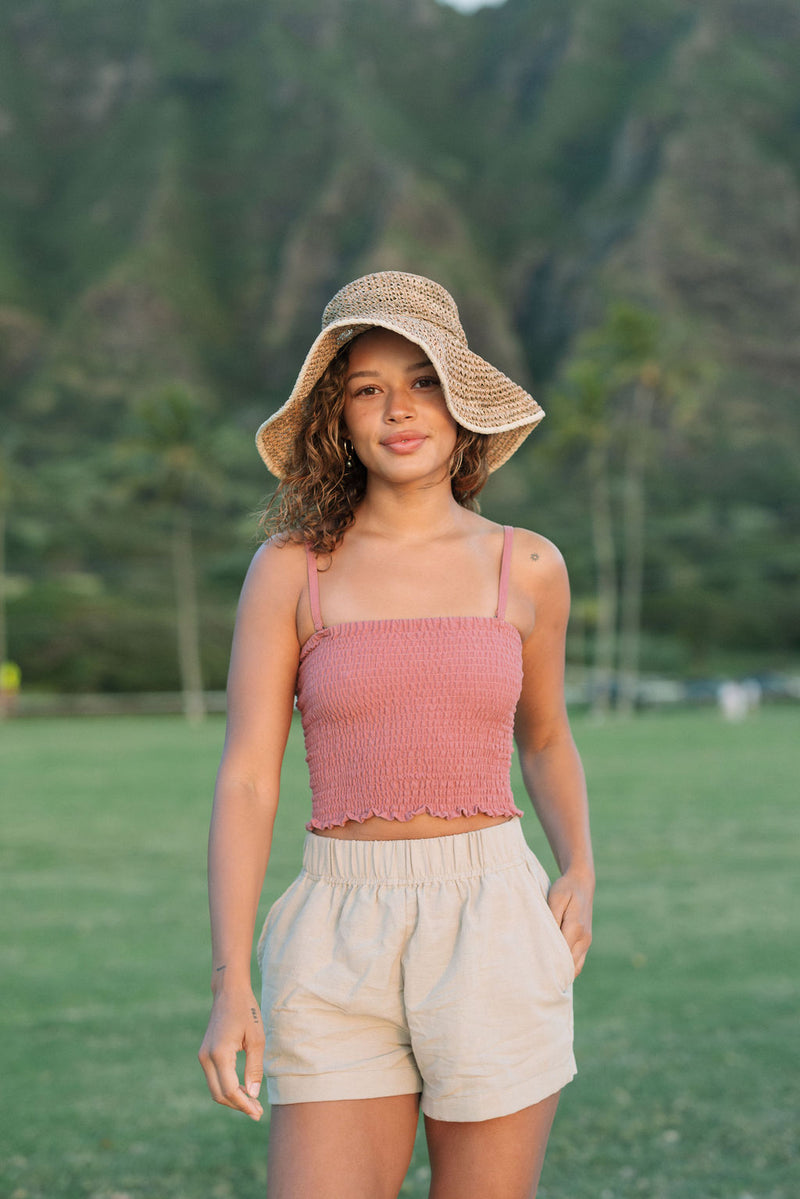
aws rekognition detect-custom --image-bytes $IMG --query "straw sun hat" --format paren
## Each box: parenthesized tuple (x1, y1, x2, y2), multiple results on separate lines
(256, 271, 544, 476)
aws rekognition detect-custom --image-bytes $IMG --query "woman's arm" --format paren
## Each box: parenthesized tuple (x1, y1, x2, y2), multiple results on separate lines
(198, 538, 305, 1120)
(511, 529, 595, 979)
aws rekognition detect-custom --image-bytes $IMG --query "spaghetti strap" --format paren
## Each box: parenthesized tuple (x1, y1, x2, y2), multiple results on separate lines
(305, 543, 324, 632)
(496, 525, 514, 621)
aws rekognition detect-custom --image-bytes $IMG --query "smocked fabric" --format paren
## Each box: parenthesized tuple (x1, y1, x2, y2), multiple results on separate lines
(296, 526, 525, 831)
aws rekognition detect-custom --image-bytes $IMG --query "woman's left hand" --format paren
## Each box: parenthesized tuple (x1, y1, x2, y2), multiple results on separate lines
(547, 869, 594, 979)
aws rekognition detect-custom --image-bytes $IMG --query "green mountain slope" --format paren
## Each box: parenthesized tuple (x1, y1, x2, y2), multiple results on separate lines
(1, 0, 798, 690)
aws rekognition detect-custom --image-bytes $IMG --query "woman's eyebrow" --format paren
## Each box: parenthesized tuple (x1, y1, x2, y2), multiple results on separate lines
(345, 369, 378, 383)
(345, 360, 433, 384)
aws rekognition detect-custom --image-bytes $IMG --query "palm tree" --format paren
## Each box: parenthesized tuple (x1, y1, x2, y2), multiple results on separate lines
(550, 357, 618, 718)
(599, 306, 661, 716)
(118, 381, 219, 722)
(553, 303, 675, 716)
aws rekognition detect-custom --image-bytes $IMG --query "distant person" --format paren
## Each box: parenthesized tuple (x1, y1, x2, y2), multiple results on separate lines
(718, 680, 748, 721)
(199, 272, 594, 1197)
(0, 659, 21, 717)
(718, 678, 761, 721)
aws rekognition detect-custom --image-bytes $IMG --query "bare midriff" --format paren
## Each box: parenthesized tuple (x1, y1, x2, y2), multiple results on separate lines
(312, 811, 516, 841)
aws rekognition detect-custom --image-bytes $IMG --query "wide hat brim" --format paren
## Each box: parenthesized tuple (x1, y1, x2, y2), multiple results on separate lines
(256, 294, 544, 478)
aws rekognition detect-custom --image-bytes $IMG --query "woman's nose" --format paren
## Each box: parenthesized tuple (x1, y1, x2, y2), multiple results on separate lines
(384, 386, 415, 421)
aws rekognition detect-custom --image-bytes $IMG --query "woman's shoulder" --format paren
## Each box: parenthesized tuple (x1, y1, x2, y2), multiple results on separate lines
(250, 530, 307, 564)
(507, 525, 569, 600)
(508, 524, 564, 565)
(241, 533, 308, 606)
(466, 515, 565, 582)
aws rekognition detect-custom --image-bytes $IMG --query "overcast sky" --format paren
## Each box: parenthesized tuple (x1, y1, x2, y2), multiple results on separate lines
(439, 0, 507, 12)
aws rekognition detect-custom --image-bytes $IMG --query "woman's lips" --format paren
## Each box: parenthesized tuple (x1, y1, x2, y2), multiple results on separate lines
(381, 435, 427, 454)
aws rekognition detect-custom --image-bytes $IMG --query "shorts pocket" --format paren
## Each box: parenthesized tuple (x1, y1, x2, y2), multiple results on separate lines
(256, 873, 304, 972)
(524, 853, 575, 991)
(256, 902, 279, 973)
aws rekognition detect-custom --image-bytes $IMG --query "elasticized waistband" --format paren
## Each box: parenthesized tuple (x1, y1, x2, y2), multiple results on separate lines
(301, 817, 528, 884)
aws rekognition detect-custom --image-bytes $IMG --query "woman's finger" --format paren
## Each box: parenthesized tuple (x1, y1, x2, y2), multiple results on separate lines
(199, 1040, 264, 1120)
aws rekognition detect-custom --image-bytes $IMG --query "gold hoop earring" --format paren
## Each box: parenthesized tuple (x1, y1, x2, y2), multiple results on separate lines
(343, 438, 354, 470)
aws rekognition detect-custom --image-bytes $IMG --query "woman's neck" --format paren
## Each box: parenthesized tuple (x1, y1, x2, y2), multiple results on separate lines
(355, 476, 471, 543)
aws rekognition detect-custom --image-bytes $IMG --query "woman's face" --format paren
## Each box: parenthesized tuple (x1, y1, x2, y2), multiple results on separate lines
(341, 328, 458, 485)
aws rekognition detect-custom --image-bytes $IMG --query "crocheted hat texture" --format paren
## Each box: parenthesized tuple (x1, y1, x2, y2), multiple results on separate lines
(256, 271, 544, 476)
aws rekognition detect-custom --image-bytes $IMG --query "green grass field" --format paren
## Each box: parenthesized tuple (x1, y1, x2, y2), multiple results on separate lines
(1, 708, 797, 1199)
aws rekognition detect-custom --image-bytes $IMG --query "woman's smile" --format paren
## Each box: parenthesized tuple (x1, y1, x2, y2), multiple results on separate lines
(380, 431, 428, 453)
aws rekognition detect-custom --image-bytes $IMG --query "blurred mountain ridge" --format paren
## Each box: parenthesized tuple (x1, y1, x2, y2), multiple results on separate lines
(1, 0, 799, 690)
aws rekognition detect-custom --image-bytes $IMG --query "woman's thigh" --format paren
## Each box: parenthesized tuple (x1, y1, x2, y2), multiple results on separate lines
(266, 1094, 420, 1199)
(424, 1092, 560, 1199)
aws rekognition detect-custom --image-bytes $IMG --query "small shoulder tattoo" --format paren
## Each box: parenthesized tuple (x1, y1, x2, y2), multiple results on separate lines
(530, 552, 539, 561)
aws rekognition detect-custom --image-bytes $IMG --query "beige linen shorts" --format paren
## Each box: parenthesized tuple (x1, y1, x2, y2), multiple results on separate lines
(257, 817, 576, 1122)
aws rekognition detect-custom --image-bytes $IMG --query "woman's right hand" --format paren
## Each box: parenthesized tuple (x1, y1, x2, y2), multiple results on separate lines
(199, 541, 305, 1123)
(198, 984, 265, 1121)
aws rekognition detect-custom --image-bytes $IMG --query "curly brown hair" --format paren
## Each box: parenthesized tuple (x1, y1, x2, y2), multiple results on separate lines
(260, 339, 490, 555)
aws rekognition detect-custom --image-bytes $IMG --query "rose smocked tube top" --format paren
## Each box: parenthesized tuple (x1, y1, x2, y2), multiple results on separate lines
(296, 526, 525, 832)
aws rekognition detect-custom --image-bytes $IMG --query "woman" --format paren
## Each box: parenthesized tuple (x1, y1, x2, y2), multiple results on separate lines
(199, 271, 594, 1199)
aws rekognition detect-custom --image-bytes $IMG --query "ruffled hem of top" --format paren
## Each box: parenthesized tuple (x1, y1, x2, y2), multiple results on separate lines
(306, 801, 524, 832)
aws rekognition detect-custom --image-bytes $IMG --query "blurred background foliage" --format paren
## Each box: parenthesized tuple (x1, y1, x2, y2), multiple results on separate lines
(1, 0, 798, 697)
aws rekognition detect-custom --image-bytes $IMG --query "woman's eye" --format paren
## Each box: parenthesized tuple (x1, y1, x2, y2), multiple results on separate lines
(354, 385, 380, 396)
(413, 376, 440, 389)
